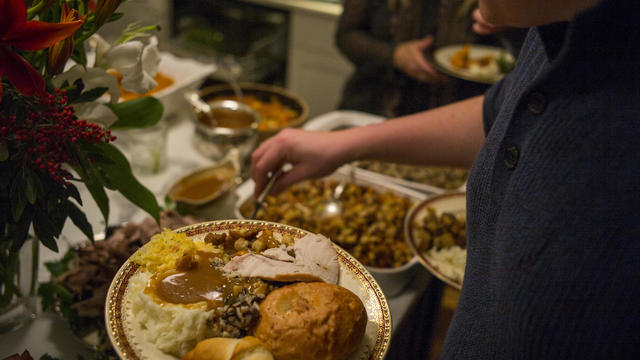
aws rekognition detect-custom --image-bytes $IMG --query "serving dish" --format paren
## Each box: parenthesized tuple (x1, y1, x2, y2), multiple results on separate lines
(404, 192, 467, 290)
(302, 110, 385, 131)
(301, 111, 466, 194)
(432, 44, 514, 84)
(353, 163, 468, 195)
(105, 220, 391, 360)
(166, 160, 239, 206)
(198, 83, 309, 141)
(234, 166, 426, 297)
(149, 52, 217, 117)
(188, 99, 260, 161)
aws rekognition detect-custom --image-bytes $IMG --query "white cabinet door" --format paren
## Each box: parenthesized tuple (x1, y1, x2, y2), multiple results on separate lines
(286, 10, 353, 119)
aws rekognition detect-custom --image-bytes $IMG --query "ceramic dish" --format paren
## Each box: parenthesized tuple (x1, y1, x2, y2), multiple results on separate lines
(166, 160, 239, 206)
(233, 166, 426, 297)
(150, 52, 217, 117)
(404, 192, 467, 290)
(432, 44, 514, 85)
(105, 220, 391, 360)
(198, 83, 309, 141)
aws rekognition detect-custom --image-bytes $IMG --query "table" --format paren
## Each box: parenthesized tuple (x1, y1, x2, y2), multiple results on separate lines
(0, 110, 433, 359)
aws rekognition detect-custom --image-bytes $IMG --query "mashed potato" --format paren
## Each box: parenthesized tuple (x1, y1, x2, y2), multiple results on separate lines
(128, 271, 216, 358)
(128, 230, 224, 357)
(426, 246, 466, 284)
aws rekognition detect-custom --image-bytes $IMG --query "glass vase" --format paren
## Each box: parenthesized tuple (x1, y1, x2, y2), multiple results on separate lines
(0, 236, 39, 333)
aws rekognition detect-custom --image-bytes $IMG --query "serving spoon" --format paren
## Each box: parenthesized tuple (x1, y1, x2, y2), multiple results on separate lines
(319, 162, 357, 218)
(319, 179, 346, 218)
(249, 163, 292, 219)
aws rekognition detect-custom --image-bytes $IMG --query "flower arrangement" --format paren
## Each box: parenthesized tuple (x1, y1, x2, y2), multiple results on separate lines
(0, 0, 163, 323)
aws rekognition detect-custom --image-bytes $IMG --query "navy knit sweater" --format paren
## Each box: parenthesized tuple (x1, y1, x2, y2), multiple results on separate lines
(440, 0, 640, 358)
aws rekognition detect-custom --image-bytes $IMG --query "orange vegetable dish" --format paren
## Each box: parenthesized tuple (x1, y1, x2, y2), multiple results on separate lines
(213, 95, 299, 132)
(449, 44, 494, 69)
(108, 69, 174, 101)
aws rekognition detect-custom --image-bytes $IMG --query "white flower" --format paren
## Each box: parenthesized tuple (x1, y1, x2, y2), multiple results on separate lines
(52, 34, 161, 128)
(97, 35, 160, 94)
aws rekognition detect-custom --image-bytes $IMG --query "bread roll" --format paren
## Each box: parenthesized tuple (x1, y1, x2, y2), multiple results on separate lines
(182, 336, 274, 360)
(253, 282, 367, 360)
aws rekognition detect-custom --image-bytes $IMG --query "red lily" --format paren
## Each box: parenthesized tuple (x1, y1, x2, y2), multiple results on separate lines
(48, 3, 85, 75)
(0, 0, 84, 98)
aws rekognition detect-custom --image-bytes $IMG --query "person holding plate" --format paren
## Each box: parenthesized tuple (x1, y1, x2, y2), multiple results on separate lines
(252, 0, 640, 358)
(335, 0, 508, 117)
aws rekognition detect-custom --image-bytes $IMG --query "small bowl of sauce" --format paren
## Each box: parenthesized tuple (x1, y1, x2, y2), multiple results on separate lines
(167, 161, 238, 206)
(188, 98, 261, 161)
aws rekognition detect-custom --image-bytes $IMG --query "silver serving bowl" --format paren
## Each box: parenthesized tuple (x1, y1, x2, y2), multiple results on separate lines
(188, 97, 260, 161)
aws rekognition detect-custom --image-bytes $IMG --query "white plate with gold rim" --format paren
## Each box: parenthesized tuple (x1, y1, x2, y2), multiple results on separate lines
(105, 220, 391, 360)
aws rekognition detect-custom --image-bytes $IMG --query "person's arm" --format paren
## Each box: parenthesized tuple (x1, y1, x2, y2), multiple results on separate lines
(251, 95, 485, 197)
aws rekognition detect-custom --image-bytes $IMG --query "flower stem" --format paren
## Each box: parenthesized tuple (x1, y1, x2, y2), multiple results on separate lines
(26, 1, 46, 19)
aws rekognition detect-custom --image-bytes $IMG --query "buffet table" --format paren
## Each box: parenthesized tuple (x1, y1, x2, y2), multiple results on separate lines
(0, 110, 434, 359)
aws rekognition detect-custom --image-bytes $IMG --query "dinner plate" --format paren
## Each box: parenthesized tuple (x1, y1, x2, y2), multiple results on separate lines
(432, 44, 513, 85)
(404, 192, 467, 290)
(105, 220, 391, 360)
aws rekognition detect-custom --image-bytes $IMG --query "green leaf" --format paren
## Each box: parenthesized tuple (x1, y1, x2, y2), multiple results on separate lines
(0, 143, 7, 161)
(107, 96, 163, 130)
(66, 184, 82, 205)
(7, 211, 32, 252)
(109, 12, 125, 23)
(71, 45, 87, 67)
(10, 179, 26, 221)
(44, 249, 75, 277)
(72, 150, 109, 226)
(83, 148, 116, 165)
(33, 208, 59, 252)
(95, 143, 161, 223)
(38, 282, 57, 312)
(66, 200, 95, 242)
(31, 170, 46, 198)
(25, 170, 37, 204)
(71, 87, 108, 104)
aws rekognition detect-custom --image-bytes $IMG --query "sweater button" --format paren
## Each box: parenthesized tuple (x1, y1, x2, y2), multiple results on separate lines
(527, 92, 547, 115)
(504, 146, 519, 170)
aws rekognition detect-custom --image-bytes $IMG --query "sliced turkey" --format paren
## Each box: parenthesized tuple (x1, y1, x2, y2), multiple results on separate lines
(222, 233, 339, 284)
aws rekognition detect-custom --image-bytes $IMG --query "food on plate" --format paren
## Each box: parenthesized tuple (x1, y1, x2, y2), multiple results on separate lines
(182, 336, 274, 360)
(212, 95, 299, 132)
(223, 233, 340, 284)
(253, 282, 367, 360)
(109, 69, 174, 101)
(449, 44, 502, 78)
(38, 210, 201, 354)
(413, 207, 467, 283)
(241, 179, 414, 268)
(126, 226, 349, 358)
(357, 160, 469, 190)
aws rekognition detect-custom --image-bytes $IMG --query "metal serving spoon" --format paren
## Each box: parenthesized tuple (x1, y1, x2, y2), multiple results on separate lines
(319, 162, 357, 218)
(319, 179, 346, 218)
(249, 163, 292, 219)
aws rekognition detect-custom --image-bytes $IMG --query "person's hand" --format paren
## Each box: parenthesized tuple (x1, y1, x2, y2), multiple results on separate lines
(250, 128, 348, 198)
(472, 8, 510, 35)
(393, 35, 448, 84)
